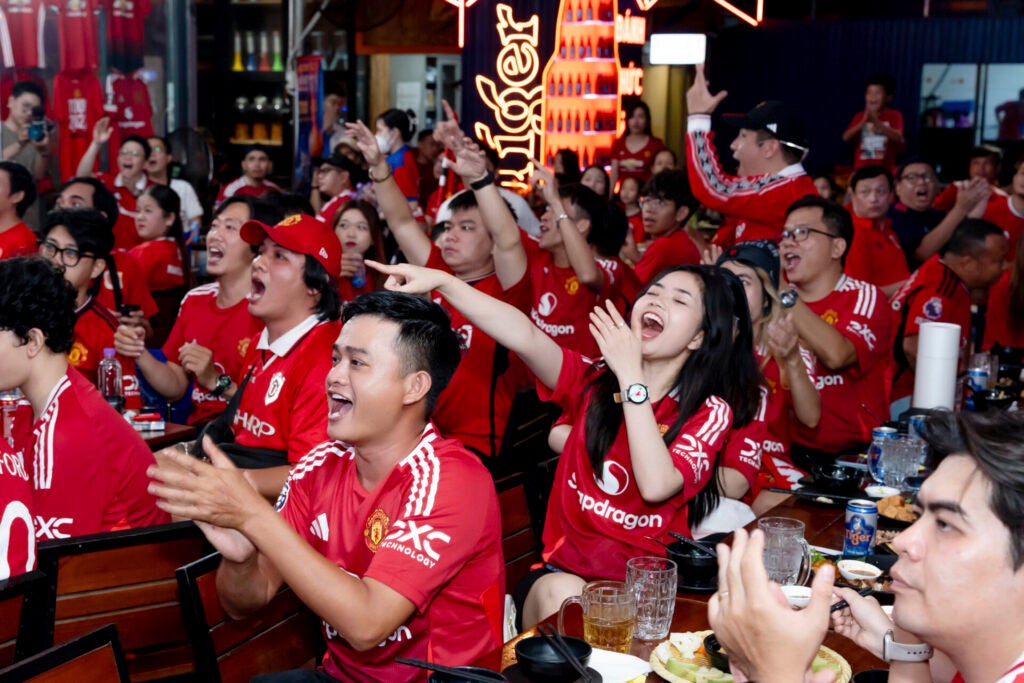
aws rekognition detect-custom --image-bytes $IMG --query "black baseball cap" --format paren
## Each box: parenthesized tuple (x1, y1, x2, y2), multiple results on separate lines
(723, 100, 808, 154)
(312, 152, 368, 185)
(717, 238, 781, 290)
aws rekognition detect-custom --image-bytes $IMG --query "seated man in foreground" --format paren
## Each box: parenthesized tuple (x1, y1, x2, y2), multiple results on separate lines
(709, 410, 1024, 683)
(148, 291, 505, 683)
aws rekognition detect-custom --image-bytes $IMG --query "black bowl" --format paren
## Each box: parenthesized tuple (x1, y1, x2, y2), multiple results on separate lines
(703, 633, 729, 672)
(812, 464, 863, 494)
(515, 636, 592, 683)
(666, 542, 718, 588)
(428, 667, 506, 683)
(973, 389, 1015, 411)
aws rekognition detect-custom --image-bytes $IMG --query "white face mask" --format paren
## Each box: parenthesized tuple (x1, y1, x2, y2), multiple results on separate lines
(375, 132, 392, 154)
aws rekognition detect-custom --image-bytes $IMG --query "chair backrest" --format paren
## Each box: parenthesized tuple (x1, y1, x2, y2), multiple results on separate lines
(496, 474, 542, 595)
(0, 571, 46, 667)
(176, 552, 323, 683)
(17, 521, 207, 681)
(0, 624, 129, 683)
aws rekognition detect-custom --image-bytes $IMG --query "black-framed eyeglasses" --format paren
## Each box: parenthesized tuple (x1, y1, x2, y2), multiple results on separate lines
(640, 197, 671, 210)
(38, 240, 95, 267)
(900, 172, 935, 185)
(780, 226, 838, 242)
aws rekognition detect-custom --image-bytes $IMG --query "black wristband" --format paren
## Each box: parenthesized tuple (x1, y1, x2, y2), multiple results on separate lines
(469, 171, 494, 190)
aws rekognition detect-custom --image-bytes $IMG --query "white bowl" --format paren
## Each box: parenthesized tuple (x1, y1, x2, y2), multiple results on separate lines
(865, 485, 900, 498)
(837, 559, 883, 583)
(781, 585, 813, 609)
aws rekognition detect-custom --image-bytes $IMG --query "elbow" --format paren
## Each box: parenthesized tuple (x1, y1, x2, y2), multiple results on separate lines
(344, 622, 393, 652)
(636, 481, 682, 506)
(801, 409, 821, 429)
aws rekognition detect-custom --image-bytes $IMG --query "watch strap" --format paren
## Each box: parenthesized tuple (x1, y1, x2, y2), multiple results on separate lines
(882, 629, 933, 662)
(469, 171, 495, 190)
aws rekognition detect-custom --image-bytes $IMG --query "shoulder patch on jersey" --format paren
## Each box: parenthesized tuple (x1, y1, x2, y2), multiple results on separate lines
(923, 296, 943, 320)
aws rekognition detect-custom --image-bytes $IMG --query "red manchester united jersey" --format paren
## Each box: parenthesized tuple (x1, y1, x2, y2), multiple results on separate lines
(104, 71, 154, 154)
(129, 237, 184, 291)
(597, 255, 642, 316)
(96, 171, 152, 251)
(277, 425, 504, 683)
(791, 276, 894, 452)
(984, 271, 1024, 350)
(0, 0, 45, 68)
(14, 368, 168, 540)
(56, 0, 100, 70)
(233, 317, 339, 463)
(70, 297, 142, 410)
(425, 244, 532, 457)
(981, 193, 1024, 263)
(845, 214, 911, 289)
(0, 438, 35, 579)
(889, 255, 970, 404)
(634, 228, 701, 286)
(611, 135, 665, 186)
(539, 350, 732, 580)
(96, 249, 160, 318)
(162, 283, 262, 426)
(53, 70, 103, 178)
(0, 222, 38, 260)
(102, 0, 148, 71)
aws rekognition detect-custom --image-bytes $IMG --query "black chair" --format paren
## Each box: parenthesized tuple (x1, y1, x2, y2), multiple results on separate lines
(16, 521, 208, 681)
(0, 570, 46, 667)
(176, 552, 323, 683)
(0, 624, 129, 683)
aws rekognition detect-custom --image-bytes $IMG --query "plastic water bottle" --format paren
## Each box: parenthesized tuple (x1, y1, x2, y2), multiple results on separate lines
(0, 388, 21, 445)
(97, 348, 124, 413)
(351, 262, 366, 289)
(867, 426, 898, 483)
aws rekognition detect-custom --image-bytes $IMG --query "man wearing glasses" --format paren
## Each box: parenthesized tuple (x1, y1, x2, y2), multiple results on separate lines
(633, 168, 702, 285)
(777, 196, 894, 468)
(685, 63, 817, 248)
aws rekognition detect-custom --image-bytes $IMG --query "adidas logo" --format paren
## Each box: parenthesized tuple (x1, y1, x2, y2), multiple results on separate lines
(309, 512, 330, 542)
(319, 247, 329, 259)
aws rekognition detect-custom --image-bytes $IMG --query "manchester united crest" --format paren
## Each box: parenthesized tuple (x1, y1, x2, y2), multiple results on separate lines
(564, 276, 579, 296)
(364, 508, 390, 552)
(821, 309, 839, 326)
(265, 371, 285, 405)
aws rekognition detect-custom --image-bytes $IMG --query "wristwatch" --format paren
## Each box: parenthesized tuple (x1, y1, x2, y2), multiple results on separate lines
(882, 629, 933, 662)
(209, 373, 232, 398)
(779, 288, 799, 309)
(469, 171, 495, 190)
(615, 383, 649, 405)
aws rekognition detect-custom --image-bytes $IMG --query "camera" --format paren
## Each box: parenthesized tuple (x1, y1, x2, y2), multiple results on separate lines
(28, 106, 46, 142)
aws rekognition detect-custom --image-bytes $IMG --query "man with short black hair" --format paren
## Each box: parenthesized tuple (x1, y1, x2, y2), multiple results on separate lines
(685, 64, 817, 248)
(218, 144, 282, 205)
(844, 166, 909, 296)
(841, 72, 904, 175)
(933, 145, 1003, 212)
(1, 82, 50, 182)
(0, 160, 38, 259)
(778, 195, 893, 465)
(889, 218, 1008, 414)
(634, 169, 702, 284)
(313, 152, 366, 227)
(149, 291, 504, 683)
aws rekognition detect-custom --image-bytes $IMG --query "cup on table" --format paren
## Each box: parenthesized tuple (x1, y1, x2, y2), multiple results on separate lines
(758, 517, 811, 586)
(558, 580, 636, 653)
(626, 556, 676, 641)
(882, 436, 919, 490)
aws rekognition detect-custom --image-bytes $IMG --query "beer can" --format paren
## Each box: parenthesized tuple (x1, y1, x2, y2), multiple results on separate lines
(867, 426, 898, 483)
(843, 499, 878, 557)
(907, 415, 926, 443)
(966, 368, 989, 392)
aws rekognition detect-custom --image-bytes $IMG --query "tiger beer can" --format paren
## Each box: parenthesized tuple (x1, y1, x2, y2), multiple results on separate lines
(843, 499, 878, 557)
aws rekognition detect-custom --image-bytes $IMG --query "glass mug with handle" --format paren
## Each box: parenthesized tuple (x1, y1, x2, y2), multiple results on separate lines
(758, 516, 812, 586)
(626, 556, 677, 641)
(558, 580, 637, 653)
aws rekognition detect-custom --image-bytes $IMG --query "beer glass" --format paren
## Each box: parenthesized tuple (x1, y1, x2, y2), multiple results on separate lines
(758, 517, 811, 586)
(558, 580, 636, 653)
(626, 556, 676, 640)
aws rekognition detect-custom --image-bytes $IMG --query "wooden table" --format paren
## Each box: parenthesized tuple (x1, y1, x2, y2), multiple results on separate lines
(474, 495, 886, 679)
(142, 423, 197, 450)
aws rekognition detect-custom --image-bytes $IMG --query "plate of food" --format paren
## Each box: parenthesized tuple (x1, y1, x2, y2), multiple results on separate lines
(877, 495, 918, 530)
(649, 631, 851, 683)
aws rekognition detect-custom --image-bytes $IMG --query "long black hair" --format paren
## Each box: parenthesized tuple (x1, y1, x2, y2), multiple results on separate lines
(582, 264, 763, 529)
(140, 184, 193, 290)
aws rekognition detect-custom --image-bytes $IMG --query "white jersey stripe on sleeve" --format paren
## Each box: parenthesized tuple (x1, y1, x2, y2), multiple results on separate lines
(0, 12, 13, 68)
(695, 396, 730, 443)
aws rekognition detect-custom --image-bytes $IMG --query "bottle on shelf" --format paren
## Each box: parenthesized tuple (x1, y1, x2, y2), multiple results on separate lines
(232, 32, 244, 72)
(233, 96, 251, 142)
(258, 31, 270, 71)
(271, 30, 284, 72)
(252, 95, 269, 142)
(271, 96, 286, 144)
(245, 32, 257, 72)
(98, 349, 124, 414)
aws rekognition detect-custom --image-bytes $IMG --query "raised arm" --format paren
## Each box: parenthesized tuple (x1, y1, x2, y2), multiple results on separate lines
(532, 162, 603, 292)
(914, 177, 989, 263)
(76, 117, 112, 178)
(767, 315, 820, 428)
(787, 297, 858, 371)
(368, 260, 564, 389)
(345, 120, 432, 266)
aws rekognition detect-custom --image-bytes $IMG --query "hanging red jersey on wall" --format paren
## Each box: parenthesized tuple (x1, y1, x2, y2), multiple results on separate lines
(56, 0, 99, 71)
(0, 0, 46, 68)
(54, 70, 103, 178)
(103, 0, 149, 72)
(105, 69, 154, 156)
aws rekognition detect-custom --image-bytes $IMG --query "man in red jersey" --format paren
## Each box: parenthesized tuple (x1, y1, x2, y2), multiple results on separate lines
(223, 213, 342, 499)
(685, 64, 816, 248)
(633, 169, 703, 285)
(115, 197, 281, 426)
(889, 219, 1007, 415)
(346, 115, 531, 459)
(0, 256, 167, 541)
(313, 152, 365, 228)
(0, 161, 37, 259)
(979, 154, 1024, 262)
(841, 73, 905, 175)
(149, 291, 504, 683)
(778, 196, 894, 467)
(844, 166, 910, 296)
(217, 145, 283, 206)
(933, 145, 1003, 212)
(0, 431, 34, 579)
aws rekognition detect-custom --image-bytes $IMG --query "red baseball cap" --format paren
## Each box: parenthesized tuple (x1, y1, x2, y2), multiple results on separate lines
(241, 214, 341, 279)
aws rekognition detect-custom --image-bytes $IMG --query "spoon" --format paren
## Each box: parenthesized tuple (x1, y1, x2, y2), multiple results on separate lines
(666, 531, 718, 557)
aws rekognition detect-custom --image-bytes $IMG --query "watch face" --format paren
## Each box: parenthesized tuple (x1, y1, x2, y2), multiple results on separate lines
(627, 384, 648, 403)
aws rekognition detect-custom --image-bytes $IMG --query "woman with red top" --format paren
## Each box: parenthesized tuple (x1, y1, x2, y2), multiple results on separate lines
(331, 199, 386, 303)
(129, 185, 192, 293)
(609, 101, 665, 195)
(984, 235, 1024, 350)
(370, 259, 762, 630)
(375, 108, 421, 216)
(618, 176, 645, 263)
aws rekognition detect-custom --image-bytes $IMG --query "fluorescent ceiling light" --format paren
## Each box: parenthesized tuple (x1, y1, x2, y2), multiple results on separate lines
(649, 34, 707, 65)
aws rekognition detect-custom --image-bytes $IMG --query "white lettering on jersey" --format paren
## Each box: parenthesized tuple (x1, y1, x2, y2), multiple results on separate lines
(36, 515, 73, 540)
(68, 98, 87, 132)
(1, 501, 35, 580)
(381, 520, 451, 568)
(594, 460, 630, 496)
(2, 450, 28, 478)
(530, 308, 575, 337)
(846, 320, 878, 351)
(763, 440, 786, 454)
(815, 374, 845, 390)
(233, 411, 277, 438)
(738, 437, 762, 468)
(377, 625, 412, 648)
(567, 471, 664, 530)
(672, 433, 710, 483)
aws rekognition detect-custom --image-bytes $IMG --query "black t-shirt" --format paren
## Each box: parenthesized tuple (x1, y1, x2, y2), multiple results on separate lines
(888, 202, 946, 270)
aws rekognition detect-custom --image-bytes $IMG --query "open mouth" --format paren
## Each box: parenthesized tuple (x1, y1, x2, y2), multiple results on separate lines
(207, 245, 224, 265)
(327, 392, 353, 420)
(640, 311, 664, 340)
(783, 252, 801, 270)
(248, 277, 266, 303)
